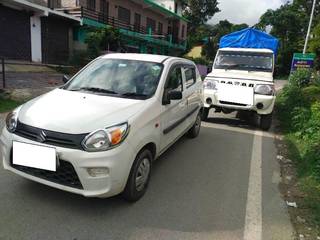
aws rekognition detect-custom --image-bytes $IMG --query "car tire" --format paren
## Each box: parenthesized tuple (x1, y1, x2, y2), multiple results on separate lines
(260, 113, 272, 131)
(187, 112, 201, 138)
(201, 107, 210, 121)
(122, 149, 152, 202)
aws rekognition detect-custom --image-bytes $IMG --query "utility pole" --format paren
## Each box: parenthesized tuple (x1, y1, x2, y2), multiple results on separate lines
(303, 0, 317, 54)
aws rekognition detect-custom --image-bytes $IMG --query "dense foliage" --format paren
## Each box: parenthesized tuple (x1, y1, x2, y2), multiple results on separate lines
(256, 0, 320, 76)
(85, 27, 123, 59)
(277, 70, 320, 221)
(182, 0, 220, 32)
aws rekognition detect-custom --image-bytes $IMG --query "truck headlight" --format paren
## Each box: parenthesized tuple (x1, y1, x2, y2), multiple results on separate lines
(5, 106, 21, 133)
(254, 84, 275, 96)
(204, 79, 218, 90)
(82, 123, 129, 152)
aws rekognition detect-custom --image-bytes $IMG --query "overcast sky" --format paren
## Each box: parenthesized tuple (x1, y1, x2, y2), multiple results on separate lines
(208, 0, 288, 26)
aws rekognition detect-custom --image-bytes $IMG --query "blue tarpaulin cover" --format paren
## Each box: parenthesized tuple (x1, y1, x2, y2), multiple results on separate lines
(219, 28, 279, 55)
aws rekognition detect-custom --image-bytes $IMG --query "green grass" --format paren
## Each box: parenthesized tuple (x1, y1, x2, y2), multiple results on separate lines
(0, 96, 22, 113)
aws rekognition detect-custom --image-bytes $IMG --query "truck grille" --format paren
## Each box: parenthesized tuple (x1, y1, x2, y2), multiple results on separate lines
(11, 157, 83, 189)
(15, 121, 88, 150)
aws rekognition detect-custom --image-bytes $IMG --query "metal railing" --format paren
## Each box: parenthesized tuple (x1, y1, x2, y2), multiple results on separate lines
(80, 7, 186, 46)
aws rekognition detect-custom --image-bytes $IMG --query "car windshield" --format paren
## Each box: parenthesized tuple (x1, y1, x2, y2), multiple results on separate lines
(64, 58, 163, 99)
(214, 51, 273, 72)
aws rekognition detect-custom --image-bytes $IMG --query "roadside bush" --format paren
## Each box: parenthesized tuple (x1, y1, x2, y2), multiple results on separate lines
(85, 27, 123, 59)
(289, 69, 312, 88)
(277, 70, 320, 223)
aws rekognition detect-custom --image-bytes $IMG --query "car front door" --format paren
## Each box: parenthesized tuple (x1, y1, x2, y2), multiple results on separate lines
(160, 64, 188, 152)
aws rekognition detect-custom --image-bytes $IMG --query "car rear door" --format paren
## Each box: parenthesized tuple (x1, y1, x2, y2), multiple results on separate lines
(182, 64, 202, 127)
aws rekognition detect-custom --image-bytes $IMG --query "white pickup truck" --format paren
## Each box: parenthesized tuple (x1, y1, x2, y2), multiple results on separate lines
(202, 47, 276, 130)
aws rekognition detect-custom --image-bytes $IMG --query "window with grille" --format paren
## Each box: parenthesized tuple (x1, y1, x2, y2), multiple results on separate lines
(87, 0, 96, 11)
(134, 13, 141, 31)
(158, 22, 163, 35)
(118, 6, 131, 24)
(100, 0, 108, 15)
(146, 18, 156, 33)
(48, 0, 61, 8)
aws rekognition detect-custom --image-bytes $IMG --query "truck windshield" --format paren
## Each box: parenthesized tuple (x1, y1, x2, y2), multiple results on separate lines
(214, 51, 273, 72)
(64, 58, 163, 99)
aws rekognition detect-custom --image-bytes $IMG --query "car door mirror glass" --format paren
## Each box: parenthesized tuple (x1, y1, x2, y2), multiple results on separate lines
(168, 90, 182, 100)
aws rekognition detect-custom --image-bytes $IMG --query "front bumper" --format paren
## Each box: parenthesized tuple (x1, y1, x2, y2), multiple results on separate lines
(203, 89, 276, 115)
(0, 127, 135, 198)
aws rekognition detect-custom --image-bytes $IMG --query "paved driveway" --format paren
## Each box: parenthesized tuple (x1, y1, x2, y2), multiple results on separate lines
(0, 110, 294, 240)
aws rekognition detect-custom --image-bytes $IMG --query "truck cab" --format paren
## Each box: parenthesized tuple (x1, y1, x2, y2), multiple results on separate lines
(203, 47, 276, 130)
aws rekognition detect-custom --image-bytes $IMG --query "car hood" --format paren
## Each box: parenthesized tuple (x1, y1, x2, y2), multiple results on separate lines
(18, 89, 146, 134)
(208, 69, 273, 82)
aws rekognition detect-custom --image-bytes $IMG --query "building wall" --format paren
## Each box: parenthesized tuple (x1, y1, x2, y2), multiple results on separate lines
(26, 0, 48, 7)
(0, 5, 31, 61)
(109, 0, 169, 35)
(61, 0, 78, 8)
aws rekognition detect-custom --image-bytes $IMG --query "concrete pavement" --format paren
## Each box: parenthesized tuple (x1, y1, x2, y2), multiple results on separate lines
(0, 111, 294, 240)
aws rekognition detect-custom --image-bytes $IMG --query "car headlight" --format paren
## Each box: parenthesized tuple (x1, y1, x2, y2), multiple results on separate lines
(5, 107, 21, 133)
(254, 84, 275, 96)
(82, 123, 129, 152)
(203, 79, 218, 90)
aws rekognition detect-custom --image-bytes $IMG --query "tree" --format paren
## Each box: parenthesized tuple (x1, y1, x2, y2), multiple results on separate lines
(257, 2, 307, 76)
(202, 20, 248, 60)
(182, 0, 220, 31)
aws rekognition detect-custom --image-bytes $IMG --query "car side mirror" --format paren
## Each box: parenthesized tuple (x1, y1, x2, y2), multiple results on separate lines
(62, 75, 69, 83)
(168, 90, 182, 100)
(163, 89, 182, 105)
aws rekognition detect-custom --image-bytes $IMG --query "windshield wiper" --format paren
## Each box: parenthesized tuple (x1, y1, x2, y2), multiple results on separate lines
(120, 92, 148, 99)
(70, 87, 118, 95)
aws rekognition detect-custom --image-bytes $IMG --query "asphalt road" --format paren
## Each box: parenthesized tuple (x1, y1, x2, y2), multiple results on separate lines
(0, 80, 292, 240)
(0, 110, 294, 240)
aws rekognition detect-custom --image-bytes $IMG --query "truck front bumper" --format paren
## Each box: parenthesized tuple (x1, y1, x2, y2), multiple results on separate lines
(203, 89, 276, 115)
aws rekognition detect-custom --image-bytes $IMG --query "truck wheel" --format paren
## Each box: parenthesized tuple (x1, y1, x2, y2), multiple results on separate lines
(122, 149, 152, 202)
(260, 114, 272, 131)
(201, 107, 210, 121)
(187, 112, 201, 138)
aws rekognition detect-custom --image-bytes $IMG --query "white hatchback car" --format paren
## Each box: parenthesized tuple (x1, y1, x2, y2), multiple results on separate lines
(1, 54, 203, 201)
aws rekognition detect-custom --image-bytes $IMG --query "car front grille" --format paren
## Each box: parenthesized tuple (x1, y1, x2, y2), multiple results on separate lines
(11, 157, 83, 189)
(15, 121, 88, 150)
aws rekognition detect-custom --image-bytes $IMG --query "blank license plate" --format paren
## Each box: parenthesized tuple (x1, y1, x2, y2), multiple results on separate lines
(13, 141, 57, 171)
(217, 84, 254, 105)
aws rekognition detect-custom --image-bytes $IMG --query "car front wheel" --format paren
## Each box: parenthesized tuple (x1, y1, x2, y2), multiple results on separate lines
(122, 149, 152, 202)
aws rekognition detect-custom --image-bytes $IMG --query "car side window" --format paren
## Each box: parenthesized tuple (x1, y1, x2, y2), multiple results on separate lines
(166, 66, 183, 92)
(184, 66, 197, 88)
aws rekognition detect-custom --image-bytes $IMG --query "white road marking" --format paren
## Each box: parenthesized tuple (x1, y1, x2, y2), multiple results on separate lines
(201, 122, 276, 138)
(243, 131, 263, 240)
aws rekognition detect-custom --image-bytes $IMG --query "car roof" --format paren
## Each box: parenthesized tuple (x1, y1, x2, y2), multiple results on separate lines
(101, 53, 192, 64)
(219, 48, 274, 53)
